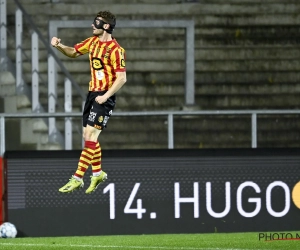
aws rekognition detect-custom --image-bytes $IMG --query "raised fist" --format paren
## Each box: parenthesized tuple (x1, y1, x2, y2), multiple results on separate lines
(51, 37, 61, 47)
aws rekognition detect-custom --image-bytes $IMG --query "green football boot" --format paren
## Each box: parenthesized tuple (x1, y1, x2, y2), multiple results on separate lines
(85, 171, 107, 194)
(59, 176, 84, 193)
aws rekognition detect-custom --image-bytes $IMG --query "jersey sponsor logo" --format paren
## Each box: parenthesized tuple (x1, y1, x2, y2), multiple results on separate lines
(88, 111, 97, 122)
(92, 58, 103, 70)
(104, 47, 112, 58)
(94, 124, 102, 130)
(103, 52, 110, 59)
(121, 59, 126, 67)
(103, 116, 109, 126)
(96, 70, 104, 80)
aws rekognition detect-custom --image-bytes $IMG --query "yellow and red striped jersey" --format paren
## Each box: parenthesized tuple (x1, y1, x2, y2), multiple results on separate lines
(74, 36, 126, 92)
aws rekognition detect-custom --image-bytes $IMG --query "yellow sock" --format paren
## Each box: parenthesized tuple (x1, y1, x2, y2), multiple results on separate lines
(74, 141, 96, 178)
(91, 142, 102, 176)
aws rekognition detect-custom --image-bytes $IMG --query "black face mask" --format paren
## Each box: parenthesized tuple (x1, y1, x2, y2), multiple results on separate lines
(93, 17, 115, 34)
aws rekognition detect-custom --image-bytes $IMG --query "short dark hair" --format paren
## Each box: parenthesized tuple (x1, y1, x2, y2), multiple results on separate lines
(96, 11, 116, 25)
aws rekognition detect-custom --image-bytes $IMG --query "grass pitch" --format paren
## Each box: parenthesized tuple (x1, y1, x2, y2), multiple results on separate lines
(0, 232, 299, 250)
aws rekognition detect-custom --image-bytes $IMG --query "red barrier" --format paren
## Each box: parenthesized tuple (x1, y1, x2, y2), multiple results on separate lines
(0, 157, 4, 225)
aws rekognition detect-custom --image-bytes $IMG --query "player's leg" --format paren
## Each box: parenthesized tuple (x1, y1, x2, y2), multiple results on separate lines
(59, 132, 102, 193)
(91, 141, 102, 176)
(59, 92, 95, 193)
(86, 141, 108, 194)
(59, 130, 100, 193)
(85, 94, 115, 194)
(84, 126, 107, 194)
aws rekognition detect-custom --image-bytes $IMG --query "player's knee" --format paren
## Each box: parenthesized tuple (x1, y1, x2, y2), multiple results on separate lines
(83, 133, 91, 141)
(83, 127, 100, 142)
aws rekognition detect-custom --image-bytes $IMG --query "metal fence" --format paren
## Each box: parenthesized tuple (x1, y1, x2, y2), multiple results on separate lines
(2, 109, 300, 156)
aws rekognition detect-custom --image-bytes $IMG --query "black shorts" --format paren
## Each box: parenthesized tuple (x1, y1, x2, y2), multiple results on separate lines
(82, 91, 116, 130)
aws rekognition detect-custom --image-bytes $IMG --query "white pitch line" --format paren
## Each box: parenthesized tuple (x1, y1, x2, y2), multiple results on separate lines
(0, 242, 273, 250)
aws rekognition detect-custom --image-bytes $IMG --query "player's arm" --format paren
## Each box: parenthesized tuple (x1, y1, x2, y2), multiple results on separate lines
(96, 71, 127, 104)
(51, 37, 80, 58)
(105, 71, 127, 97)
